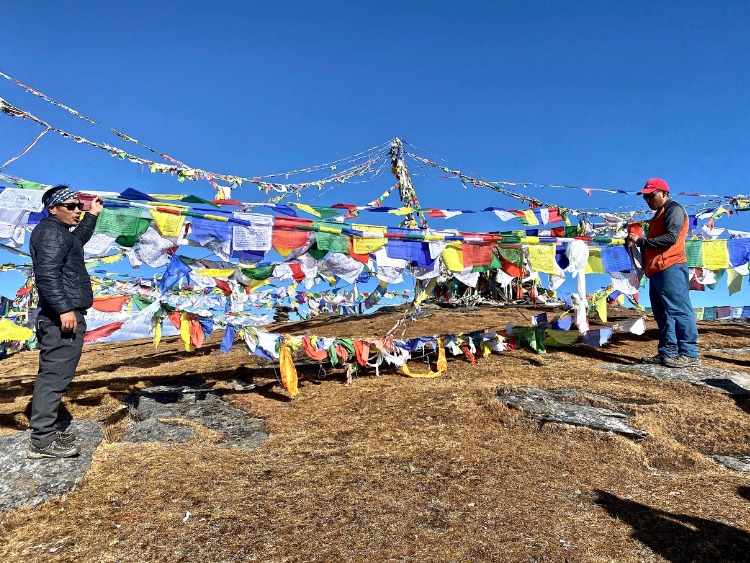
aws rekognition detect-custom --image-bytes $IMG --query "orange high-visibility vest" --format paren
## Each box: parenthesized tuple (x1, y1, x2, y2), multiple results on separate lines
(644, 205, 688, 277)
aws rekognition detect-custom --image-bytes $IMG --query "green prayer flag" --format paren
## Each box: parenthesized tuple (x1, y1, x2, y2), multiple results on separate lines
(241, 265, 275, 280)
(115, 218, 151, 247)
(308, 243, 328, 260)
(95, 206, 144, 237)
(314, 222, 350, 253)
(684, 240, 703, 268)
(180, 195, 219, 208)
(11, 180, 46, 191)
(497, 246, 523, 265)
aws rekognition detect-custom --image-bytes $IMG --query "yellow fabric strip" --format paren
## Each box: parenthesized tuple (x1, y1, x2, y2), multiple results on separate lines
(204, 214, 229, 222)
(0, 318, 33, 342)
(153, 321, 162, 350)
(522, 210, 539, 226)
(402, 338, 447, 378)
(279, 340, 299, 397)
(180, 312, 195, 352)
(192, 268, 235, 277)
(585, 248, 605, 274)
(441, 241, 464, 271)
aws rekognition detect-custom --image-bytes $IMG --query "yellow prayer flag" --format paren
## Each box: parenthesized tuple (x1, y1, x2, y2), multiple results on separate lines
(596, 297, 608, 323)
(289, 203, 320, 217)
(192, 268, 235, 278)
(180, 312, 195, 352)
(275, 247, 293, 258)
(153, 321, 162, 350)
(522, 210, 539, 226)
(441, 241, 464, 271)
(0, 318, 33, 342)
(528, 243, 557, 274)
(100, 253, 124, 264)
(247, 278, 269, 292)
(279, 339, 299, 397)
(702, 240, 729, 270)
(585, 248, 605, 274)
(352, 224, 387, 254)
(388, 207, 414, 216)
(402, 337, 448, 378)
(149, 209, 186, 237)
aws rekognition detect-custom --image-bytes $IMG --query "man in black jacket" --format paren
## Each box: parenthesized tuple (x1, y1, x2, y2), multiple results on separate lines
(28, 185, 103, 458)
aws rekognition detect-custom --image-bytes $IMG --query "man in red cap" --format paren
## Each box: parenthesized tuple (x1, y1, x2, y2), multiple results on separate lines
(626, 179, 700, 368)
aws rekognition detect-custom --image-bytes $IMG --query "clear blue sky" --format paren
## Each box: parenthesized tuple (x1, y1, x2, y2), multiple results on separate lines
(1, 1, 749, 307)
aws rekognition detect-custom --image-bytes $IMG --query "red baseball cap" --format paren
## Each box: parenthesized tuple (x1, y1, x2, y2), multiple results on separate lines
(638, 178, 669, 195)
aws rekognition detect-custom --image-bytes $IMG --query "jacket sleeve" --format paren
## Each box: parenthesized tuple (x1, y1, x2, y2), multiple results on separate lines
(31, 228, 76, 314)
(71, 212, 98, 245)
(638, 202, 687, 249)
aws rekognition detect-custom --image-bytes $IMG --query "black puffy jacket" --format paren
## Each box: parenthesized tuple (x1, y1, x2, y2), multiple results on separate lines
(30, 214, 97, 315)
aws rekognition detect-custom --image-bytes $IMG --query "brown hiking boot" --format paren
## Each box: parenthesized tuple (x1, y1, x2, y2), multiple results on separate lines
(663, 355, 702, 369)
(28, 438, 80, 459)
(640, 354, 667, 365)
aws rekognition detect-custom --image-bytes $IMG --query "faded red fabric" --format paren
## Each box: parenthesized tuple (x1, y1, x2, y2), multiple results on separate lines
(214, 279, 232, 296)
(459, 344, 478, 365)
(289, 263, 305, 282)
(168, 311, 182, 330)
(302, 337, 328, 362)
(272, 227, 310, 250)
(334, 344, 349, 363)
(84, 322, 124, 343)
(498, 254, 523, 278)
(353, 340, 369, 366)
(92, 295, 130, 313)
(462, 243, 493, 267)
(188, 315, 204, 348)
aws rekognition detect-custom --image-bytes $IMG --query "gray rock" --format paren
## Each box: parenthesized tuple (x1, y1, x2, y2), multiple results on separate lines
(709, 347, 750, 356)
(711, 455, 750, 472)
(599, 363, 750, 395)
(497, 386, 648, 439)
(0, 419, 103, 511)
(122, 383, 267, 450)
(121, 417, 195, 444)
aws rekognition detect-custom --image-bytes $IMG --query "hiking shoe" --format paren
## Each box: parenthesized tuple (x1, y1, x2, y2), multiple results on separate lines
(28, 438, 80, 459)
(57, 429, 76, 445)
(663, 355, 702, 369)
(640, 354, 668, 365)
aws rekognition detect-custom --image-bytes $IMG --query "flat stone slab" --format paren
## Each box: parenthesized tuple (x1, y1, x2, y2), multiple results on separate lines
(0, 419, 103, 511)
(709, 347, 750, 356)
(599, 363, 750, 395)
(711, 455, 750, 472)
(497, 386, 648, 439)
(122, 383, 268, 450)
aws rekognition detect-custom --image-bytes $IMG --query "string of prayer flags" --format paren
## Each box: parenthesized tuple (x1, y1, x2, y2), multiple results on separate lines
(0, 317, 33, 342)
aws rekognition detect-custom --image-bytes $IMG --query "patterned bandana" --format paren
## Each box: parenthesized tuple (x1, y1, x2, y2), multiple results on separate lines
(45, 187, 78, 207)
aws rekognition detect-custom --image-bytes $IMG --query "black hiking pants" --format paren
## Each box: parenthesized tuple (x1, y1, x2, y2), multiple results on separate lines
(30, 310, 86, 448)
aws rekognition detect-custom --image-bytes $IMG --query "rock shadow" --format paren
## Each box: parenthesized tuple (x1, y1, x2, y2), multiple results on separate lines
(595, 490, 750, 563)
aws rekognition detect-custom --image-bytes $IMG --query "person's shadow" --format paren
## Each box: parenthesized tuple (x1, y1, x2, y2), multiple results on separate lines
(595, 489, 750, 562)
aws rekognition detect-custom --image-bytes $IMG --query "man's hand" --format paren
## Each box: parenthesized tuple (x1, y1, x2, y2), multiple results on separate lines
(626, 232, 640, 248)
(60, 311, 78, 333)
(89, 196, 104, 216)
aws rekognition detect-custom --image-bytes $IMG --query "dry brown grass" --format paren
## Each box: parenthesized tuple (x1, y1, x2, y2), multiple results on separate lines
(1, 307, 750, 562)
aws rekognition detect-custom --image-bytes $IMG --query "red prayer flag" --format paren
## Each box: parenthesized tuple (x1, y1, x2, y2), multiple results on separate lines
(84, 322, 124, 343)
(92, 295, 130, 313)
(462, 243, 493, 267)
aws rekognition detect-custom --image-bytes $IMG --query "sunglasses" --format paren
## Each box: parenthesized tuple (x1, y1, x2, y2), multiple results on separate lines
(642, 192, 658, 200)
(57, 202, 85, 211)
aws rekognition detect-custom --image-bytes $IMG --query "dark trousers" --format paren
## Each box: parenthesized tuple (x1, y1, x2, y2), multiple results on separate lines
(30, 310, 86, 447)
(649, 262, 699, 359)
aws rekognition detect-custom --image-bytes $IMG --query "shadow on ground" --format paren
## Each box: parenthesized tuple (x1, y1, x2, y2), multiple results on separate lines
(595, 489, 750, 563)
